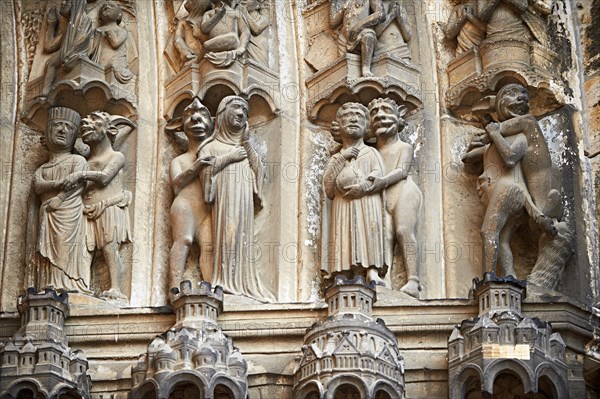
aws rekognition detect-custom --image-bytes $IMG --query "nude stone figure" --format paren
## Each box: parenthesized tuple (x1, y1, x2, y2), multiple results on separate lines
(200, 0, 251, 67)
(329, 0, 386, 77)
(463, 84, 557, 276)
(167, 98, 215, 294)
(67, 111, 135, 300)
(367, 98, 422, 297)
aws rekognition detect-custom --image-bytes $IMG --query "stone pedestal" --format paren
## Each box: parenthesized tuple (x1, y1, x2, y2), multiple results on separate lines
(294, 276, 405, 399)
(130, 281, 248, 399)
(448, 273, 569, 398)
(0, 288, 90, 399)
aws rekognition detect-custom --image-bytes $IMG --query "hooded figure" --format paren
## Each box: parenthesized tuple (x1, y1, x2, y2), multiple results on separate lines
(199, 96, 274, 302)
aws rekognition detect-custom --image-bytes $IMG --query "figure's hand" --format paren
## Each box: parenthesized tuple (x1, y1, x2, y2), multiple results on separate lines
(84, 203, 106, 220)
(469, 132, 491, 148)
(343, 182, 368, 199)
(198, 155, 215, 165)
(45, 196, 62, 213)
(234, 47, 246, 57)
(367, 175, 387, 193)
(349, 27, 359, 43)
(340, 146, 360, 160)
(61, 172, 85, 191)
(461, 4, 473, 18)
(230, 147, 248, 162)
(485, 122, 501, 137)
(47, 7, 58, 23)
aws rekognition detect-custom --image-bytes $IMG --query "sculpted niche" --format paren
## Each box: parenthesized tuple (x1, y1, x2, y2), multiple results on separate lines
(30, 107, 136, 300)
(462, 83, 572, 287)
(25, 0, 139, 128)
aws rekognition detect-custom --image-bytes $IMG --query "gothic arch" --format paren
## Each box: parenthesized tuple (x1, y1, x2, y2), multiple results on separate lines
(484, 359, 534, 394)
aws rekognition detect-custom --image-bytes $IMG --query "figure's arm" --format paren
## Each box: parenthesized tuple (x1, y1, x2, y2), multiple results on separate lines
(444, 6, 468, 40)
(104, 27, 128, 49)
(329, 0, 345, 29)
(478, 0, 502, 22)
(487, 124, 527, 168)
(384, 143, 413, 186)
(354, 0, 386, 32)
(394, 2, 412, 42)
(201, 8, 225, 34)
(504, 0, 528, 12)
(323, 154, 346, 199)
(79, 153, 125, 186)
(236, 13, 251, 55)
(170, 157, 204, 196)
(33, 167, 63, 194)
(43, 8, 66, 53)
(496, 115, 538, 137)
(532, 0, 554, 15)
(243, 8, 269, 35)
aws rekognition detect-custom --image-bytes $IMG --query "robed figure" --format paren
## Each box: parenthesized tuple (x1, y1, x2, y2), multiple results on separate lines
(199, 96, 274, 302)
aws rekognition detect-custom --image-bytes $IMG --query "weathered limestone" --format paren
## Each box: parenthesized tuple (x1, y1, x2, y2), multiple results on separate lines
(130, 281, 248, 399)
(0, 288, 90, 399)
(448, 273, 569, 398)
(294, 276, 405, 399)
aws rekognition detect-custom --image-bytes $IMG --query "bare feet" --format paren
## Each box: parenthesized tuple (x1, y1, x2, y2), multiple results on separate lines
(367, 267, 386, 286)
(100, 288, 127, 301)
(400, 276, 420, 298)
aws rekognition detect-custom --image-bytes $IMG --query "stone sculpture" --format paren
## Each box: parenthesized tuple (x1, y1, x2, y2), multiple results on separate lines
(173, 0, 211, 65)
(479, 0, 554, 45)
(444, 0, 485, 55)
(200, 0, 251, 67)
(32, 107, 91, 293)
(89, 1, 135, 84)
(323, 102, 388, 285)
(241, 0, 270, 65)
(367, 98, 422, 297)
(199, 96, 274, 301)
(329, 0, 386, 77)
(42, 0, 93, 95)
(167, 98, 214, 294)
(72, 111, 135, 300)
(463, 83, 559, 277)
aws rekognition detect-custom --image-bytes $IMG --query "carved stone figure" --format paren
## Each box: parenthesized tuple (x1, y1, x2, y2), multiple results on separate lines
(444, 0, 485, 55)
(323, 102, 388, 285)
(90, 1, 134, 83)
(463, 84, 558, 276)
(66, 111, 135, 300)
(200, 0, 251, 67)
(42, 0, 93, 95)
(32, 107, 91, 293)
(367, 98, 422, 297)
(478, 0, 554, 45)
(240, 0, 270, 65)
(173, 0, 211, 65)
(199, 96, 274, 301)
(167, 98, 214, 294)
(329, 0, 386, 77)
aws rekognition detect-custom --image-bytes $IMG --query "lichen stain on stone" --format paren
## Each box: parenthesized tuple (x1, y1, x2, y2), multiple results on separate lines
(539, 114, 574, 169)
(585, 0, 600, 74)
(548, 0, 575, 98)
(304, 130, 331, 249)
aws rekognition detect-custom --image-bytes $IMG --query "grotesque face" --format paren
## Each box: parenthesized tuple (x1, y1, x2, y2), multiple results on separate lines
(46, 119, 77, 152)
(337, 105, 368, 140)
(370, 101, 400, 138)
(100, 3, 122, 24)
(497, 84, 529, 120)
(183, 104, 213, 141)
(80, 114, 108, 145)
(224, 100, 249, 131)
(59, 0, 73, 18)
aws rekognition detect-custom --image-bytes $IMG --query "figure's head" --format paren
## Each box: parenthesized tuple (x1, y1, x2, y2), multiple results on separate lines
(368, 98, 407, 139)
(217, 96, 249, 132)
(100, 2, 123, 25)
(45, 107, 80, 153)
(80, 111, 114, 145)
(59, 0, 74, 17)
(182, 98, 213, 141)
(241, 0, 260, 12)
(496, 83, 529, 121)
(335, 102, 369, 140)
